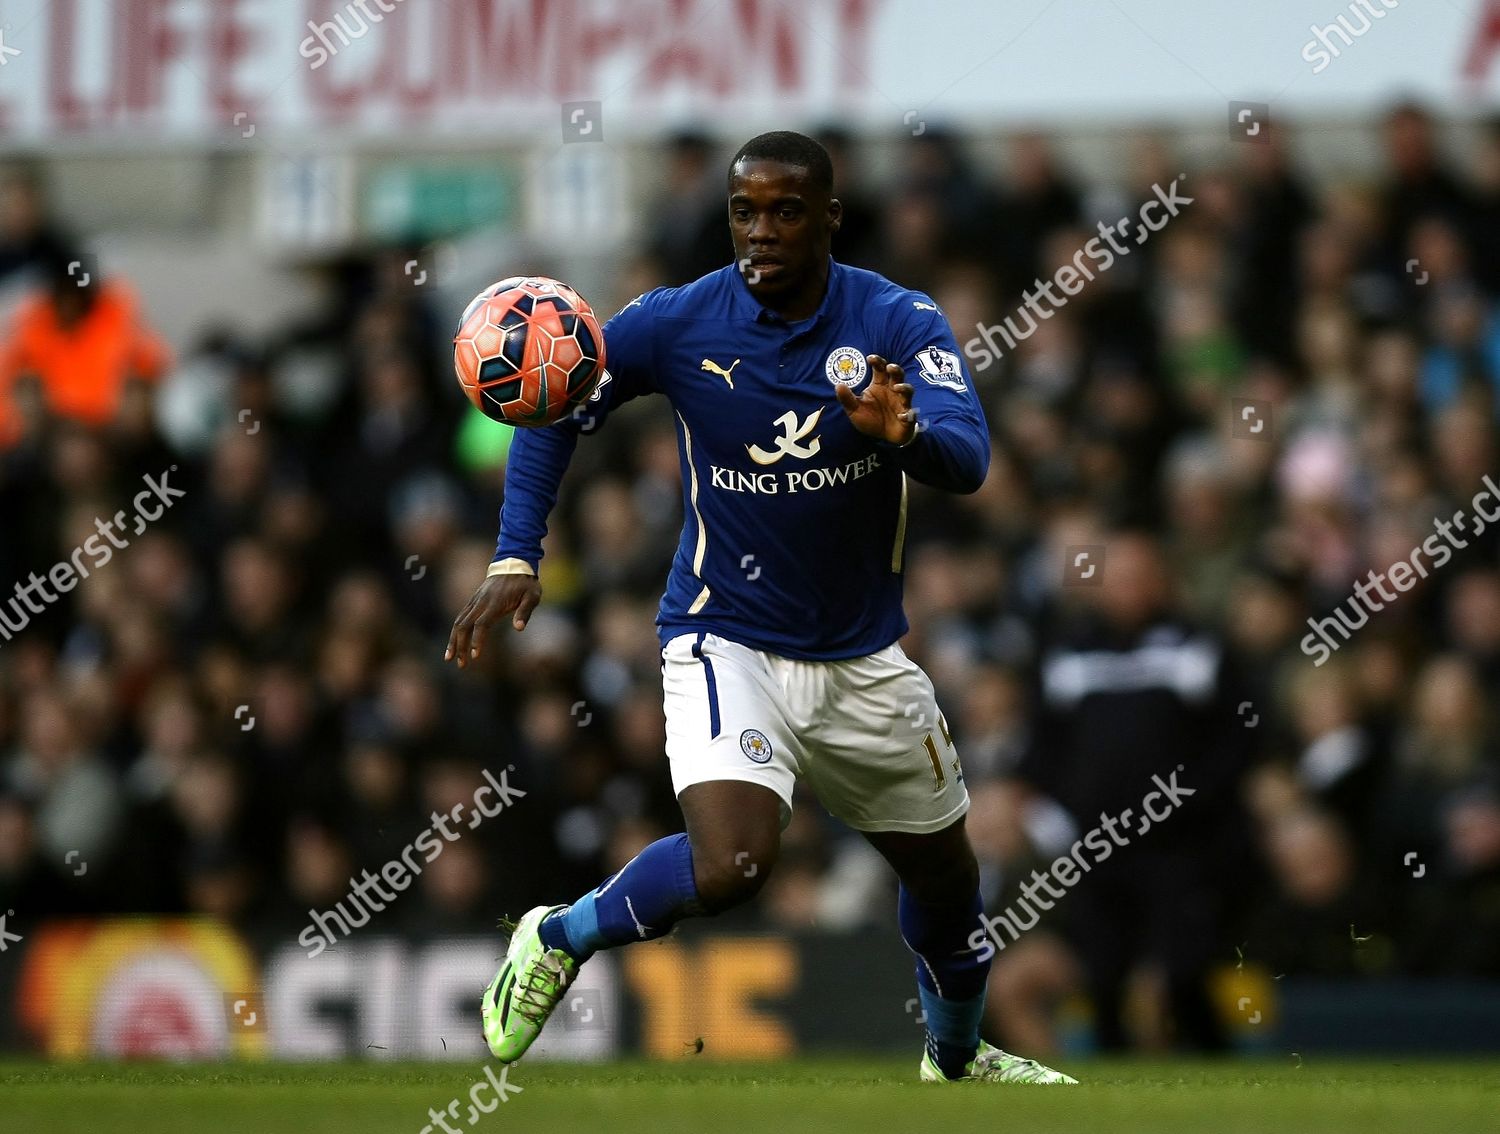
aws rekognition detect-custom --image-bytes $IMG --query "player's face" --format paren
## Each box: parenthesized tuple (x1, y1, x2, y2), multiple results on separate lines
(727, 160, 841, 309)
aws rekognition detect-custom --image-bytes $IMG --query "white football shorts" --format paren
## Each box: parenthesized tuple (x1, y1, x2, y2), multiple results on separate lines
(660, 632, 969, 834)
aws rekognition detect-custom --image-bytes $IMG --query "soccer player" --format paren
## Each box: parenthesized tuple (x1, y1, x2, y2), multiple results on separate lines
(445, 131, 1076, 1084)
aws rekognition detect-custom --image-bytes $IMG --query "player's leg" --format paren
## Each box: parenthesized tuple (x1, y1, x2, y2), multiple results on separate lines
(483, 633, 795, 1062)
(483, 780, 779, 1063)
(539, 778, 779, 959)
(865, 817, 1078, 1084)
(802, 642, 1076, 1083)
(863, 816, 991, 1079)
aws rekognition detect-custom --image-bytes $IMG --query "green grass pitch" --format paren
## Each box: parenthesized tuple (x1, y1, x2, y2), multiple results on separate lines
(2, 1058, 1496, 1133)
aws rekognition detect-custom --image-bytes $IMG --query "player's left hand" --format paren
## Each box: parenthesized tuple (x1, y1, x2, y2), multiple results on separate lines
(835, 355, 916, 445)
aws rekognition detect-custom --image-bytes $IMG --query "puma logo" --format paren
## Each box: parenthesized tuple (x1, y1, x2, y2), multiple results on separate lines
(913, 301, 938, 311)
(700, 358, 740, 389)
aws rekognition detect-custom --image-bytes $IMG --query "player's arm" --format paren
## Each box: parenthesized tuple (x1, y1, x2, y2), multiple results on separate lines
(445, 294, 659, 667)
(835, 301, 989, 493)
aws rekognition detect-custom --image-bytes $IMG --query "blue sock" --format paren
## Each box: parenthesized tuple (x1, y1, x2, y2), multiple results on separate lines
(899, 883, 991, 1079)
(538, 833, 702, 963)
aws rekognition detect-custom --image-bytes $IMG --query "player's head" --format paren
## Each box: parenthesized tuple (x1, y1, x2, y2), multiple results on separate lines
(726, 131, 841, 311)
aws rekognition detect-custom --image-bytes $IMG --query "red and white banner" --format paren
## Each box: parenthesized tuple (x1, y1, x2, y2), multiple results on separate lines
(0, 0, 1498, 145)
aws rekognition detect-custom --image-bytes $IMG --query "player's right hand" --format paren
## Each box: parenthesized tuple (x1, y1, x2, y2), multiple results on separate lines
(445, 574, 542, 667)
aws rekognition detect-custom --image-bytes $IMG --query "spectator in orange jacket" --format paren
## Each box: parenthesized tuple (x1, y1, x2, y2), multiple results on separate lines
(0, 251, 171, 448)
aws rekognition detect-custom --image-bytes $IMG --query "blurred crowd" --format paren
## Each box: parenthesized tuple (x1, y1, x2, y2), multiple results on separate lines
(2, 105, 1499, 1051)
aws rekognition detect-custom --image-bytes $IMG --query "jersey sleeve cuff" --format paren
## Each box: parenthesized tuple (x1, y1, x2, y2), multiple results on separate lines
(487, 557, 537, 579)
(877, 418, 923, 451)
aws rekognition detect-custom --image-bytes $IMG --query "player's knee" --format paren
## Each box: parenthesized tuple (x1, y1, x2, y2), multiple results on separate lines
(902, 848, 980, 907)
(690, 839, 776, 914)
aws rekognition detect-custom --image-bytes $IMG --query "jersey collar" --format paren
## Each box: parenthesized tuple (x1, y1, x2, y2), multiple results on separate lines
(729, 256, 844, 330)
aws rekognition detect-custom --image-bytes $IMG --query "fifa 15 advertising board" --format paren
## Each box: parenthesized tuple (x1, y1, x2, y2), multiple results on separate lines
(5, 919, 1500, 1057)
(0, 918, 920, 1060)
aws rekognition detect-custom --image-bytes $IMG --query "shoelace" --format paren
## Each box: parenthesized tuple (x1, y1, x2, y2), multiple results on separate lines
(513, 953, 570, 1025)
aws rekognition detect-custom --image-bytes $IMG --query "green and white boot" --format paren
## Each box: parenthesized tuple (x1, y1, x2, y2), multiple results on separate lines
(482, 904, 578, 1063)
(920, 1039, 1079, 1084)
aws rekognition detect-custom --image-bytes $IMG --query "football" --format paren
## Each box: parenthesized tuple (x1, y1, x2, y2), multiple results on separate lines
(452, 275, 607, 427)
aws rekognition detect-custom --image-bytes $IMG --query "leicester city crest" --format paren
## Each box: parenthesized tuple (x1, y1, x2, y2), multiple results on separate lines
(825, 346, 868, 388)
(740, 729, 774, 764)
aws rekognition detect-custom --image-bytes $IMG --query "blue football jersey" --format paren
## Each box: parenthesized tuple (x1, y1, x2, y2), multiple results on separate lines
(493, 258, 989, 660)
